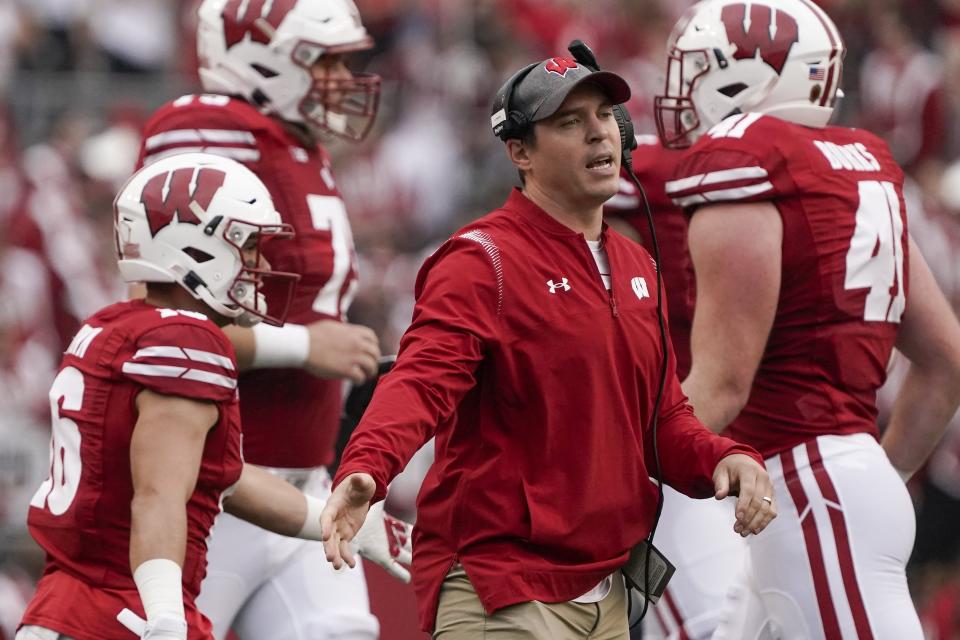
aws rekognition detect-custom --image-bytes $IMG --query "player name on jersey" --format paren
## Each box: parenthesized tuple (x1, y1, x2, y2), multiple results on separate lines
(813, 140, 882, 172)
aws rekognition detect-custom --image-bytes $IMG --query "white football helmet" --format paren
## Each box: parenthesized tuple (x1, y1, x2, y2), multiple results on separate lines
(114, 153, 299, 326)
(197, 0, 380, 141)
(656, 0, 845, 148)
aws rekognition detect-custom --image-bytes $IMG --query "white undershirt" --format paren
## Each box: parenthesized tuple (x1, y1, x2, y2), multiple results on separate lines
(572, 239, 614, 604)
(586, 239, 611, 290)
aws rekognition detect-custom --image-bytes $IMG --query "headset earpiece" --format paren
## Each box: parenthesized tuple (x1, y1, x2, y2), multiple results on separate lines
(492, 62, 539, 142)
(612, 103, 637, 169)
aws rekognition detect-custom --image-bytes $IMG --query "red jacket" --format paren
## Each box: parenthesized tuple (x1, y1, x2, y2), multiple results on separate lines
(335, 189, 761, 631)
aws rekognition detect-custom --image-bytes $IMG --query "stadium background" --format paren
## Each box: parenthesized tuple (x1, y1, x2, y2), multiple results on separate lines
(0, 0, 958, 637)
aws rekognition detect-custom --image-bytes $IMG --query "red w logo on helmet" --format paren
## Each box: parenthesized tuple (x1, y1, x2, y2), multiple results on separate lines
(222, 0, 297, 48)
(721, 3, 799, 74)
(141, 168, 226, 237)
(544, 57, 579, 77)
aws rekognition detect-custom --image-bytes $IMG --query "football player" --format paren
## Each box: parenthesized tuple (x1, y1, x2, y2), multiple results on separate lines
(656, 0, 960, 638)
(16, 153, 408, 640)
(135, 1, 403, 638)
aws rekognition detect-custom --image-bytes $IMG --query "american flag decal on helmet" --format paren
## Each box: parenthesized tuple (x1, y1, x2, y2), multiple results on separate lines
(808, 67, 826, 81)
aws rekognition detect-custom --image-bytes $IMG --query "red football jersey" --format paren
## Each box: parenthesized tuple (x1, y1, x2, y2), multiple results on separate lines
(604, 137, 695, 377)
(667, 113, 909, 458)
(138, 95, 358, 468)
(21, 299, 242, 640)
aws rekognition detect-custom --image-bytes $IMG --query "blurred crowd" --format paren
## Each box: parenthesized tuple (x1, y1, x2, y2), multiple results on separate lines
(0, 0, 959, 637)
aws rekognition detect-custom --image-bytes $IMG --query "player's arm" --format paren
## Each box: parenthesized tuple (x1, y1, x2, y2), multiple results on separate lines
(128, 389, 217, 633)
(881, 237, 960, 479)
(682, 200, 782, 432)
(222, 319, 380, 384)
(223, 464, 413, 581)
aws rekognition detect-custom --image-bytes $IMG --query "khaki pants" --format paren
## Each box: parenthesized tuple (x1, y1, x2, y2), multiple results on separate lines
(433, 565, 628, 639)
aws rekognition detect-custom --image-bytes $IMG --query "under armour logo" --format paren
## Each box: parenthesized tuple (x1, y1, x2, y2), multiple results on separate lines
(631, 276, 649, 300)
(547, 278, 571, 293)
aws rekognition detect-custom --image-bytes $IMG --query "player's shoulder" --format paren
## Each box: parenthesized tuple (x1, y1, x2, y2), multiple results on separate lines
(668, 114, 795, 206)
(109, 300, 232, 355)
(140, 94, 284, 165)
(114, 302, 238, 399)
(684, 113, 790, 162)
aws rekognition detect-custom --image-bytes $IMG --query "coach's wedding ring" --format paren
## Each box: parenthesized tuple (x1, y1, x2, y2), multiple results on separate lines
(761, 496, 773, 504)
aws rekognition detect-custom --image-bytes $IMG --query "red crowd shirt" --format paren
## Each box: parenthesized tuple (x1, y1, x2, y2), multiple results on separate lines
(667, 113, 909, 458)
(604, 138, 695, 377)
(138, 95, 358, 468)
(21, 299, 242, 640)
(335, 189, 762, 632)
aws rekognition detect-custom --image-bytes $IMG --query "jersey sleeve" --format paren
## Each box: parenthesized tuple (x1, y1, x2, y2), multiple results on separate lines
(121, 321, 237, 403)
(137, 96, 263, 169)
(665, 113, 787, 210)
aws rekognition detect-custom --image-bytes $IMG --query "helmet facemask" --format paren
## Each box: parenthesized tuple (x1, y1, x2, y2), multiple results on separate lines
(292, 40, 380, 142)
(655, 48, 713, 149)
(214, 218, 298, 327)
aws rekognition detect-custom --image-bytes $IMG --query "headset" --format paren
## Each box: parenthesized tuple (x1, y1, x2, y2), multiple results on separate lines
(491, 40, 639, 170)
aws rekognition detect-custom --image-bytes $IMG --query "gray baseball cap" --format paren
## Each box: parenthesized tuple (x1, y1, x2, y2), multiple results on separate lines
(491, 56, 632, 140)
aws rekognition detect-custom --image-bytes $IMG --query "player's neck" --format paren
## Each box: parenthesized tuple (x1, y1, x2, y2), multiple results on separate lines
(520, 184, 603, 240)
(143, 284, 229, 326)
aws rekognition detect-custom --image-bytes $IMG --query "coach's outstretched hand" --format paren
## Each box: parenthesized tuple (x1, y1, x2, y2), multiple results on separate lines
(713, 454, 777, 536)
(320, 472, 377, 569)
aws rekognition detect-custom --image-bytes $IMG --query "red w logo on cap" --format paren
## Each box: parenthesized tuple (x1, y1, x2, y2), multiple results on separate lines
(222, 0, 296, 48)
(141, 168, 226, 237)
(544, 57, 579, 77)
(721, 3, 799, 74)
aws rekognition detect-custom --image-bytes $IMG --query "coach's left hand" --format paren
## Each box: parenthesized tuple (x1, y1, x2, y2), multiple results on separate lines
(713, 454, 777, 536)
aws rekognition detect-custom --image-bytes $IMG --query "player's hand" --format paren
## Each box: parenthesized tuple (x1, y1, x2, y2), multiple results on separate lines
(352, 500, 413, 583)
(116, 608, 187, 639)
(713, 453, 777, 536)
(320, 472, 377, 570)
(304, 320, 380, 384)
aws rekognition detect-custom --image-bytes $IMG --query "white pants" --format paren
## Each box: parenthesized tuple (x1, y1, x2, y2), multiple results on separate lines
(197, 467, 379, 640)
(713, 434, 922, 640)
(635, 486, 747, 639)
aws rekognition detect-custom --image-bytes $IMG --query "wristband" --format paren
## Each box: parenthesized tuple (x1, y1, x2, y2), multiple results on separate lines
(132, 558, 184, 620)
(297, 494, 325, 540)
(251, 322, 310, 369)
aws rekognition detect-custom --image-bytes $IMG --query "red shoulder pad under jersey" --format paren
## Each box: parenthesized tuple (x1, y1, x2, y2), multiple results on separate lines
(138, 94, 281, 169)
(666, 113, 790, 209)
(119, 309, 237, 403)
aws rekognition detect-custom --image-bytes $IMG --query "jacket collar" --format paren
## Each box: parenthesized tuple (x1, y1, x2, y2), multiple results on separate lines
(502, 188, 610, 241)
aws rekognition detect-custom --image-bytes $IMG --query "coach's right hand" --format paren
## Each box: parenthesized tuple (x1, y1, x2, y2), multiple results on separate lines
(320, 472, 377, 570)
(306, 320, 380, 384)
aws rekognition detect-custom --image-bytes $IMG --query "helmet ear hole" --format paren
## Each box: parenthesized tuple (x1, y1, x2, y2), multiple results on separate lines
(719, 82, 748, 98)
(183, 247, 215, 263)
(251, 63, 280, 78)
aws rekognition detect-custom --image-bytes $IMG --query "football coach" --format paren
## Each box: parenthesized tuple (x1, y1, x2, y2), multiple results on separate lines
(320, 53, 775, 639)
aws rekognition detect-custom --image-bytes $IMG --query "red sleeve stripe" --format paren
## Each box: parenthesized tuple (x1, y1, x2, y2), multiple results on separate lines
(671, 181, 774, 207)
(133, 346, 235, 371)
(122, 362, 238, 389)
(665, 166, 768, 194)
(143, 146, 260, 166)
(145, 129, 256, 150)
